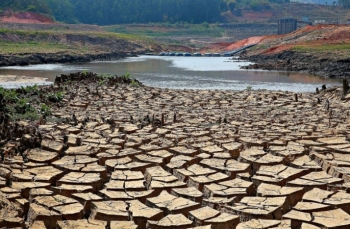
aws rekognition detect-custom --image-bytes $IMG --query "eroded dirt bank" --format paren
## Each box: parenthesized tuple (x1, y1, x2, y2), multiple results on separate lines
(233, 24, 350, 79)
(0, 22, 161, 67)
(241, 50, 350, 79)
(0, 52, 136, 67)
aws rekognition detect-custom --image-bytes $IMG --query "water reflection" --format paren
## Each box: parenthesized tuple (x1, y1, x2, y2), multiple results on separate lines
(0, 56, 341, 92)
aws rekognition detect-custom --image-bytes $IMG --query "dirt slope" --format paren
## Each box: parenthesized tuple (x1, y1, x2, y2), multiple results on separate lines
(237, 24, 350, 78)
(0, 11, 54, 24)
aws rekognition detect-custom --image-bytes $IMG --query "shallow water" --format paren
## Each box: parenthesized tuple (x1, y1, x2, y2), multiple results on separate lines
(0, 56, 341, 92)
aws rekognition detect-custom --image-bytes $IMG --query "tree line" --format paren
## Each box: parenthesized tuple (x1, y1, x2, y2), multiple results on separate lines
(64, 0, 223, 25)
(1, 0, 347, 25)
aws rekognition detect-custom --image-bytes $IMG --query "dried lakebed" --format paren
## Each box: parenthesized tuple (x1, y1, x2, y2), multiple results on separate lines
(1, 74, 350, 228)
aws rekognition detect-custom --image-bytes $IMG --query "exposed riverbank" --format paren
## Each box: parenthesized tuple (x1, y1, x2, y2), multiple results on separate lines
(0, 52, 139, 67)
(0, 22, 161, 68)
(236, 25, 350, 80)
(241, 50, 350, 79)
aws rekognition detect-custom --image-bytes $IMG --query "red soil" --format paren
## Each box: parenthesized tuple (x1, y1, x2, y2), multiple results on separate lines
(261, 45, 292, 55)
(202, 36, 271, 53)
(226, 36, 266, 50)
(0, 12, 54, 24)
(205, 24, 350, 55)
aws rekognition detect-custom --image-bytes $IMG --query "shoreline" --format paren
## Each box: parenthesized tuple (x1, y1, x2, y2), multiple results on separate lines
(0, 74, 52, 89)
(0, 53, 342, 91)
(0, 51, 142, 68)
(1, 50, 349, 81)
(240, 50, 350, 79)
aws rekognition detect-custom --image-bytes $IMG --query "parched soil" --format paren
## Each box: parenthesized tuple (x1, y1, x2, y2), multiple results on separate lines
(1, 73, 350, 228)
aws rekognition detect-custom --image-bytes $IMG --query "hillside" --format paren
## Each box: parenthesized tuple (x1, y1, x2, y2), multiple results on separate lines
(222, 2, 350, 24)
(0, 11, 54, 24)
(237, 24, 350, 78)
(0, 0, 51, 15)
(1, 0, 349, 25)
(0, 23, 161, 67)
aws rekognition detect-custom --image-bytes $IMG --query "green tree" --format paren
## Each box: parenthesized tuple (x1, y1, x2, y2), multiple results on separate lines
(43, 0, 75, 23)
(228, 0, 237, 11)
(339, 0, 350, 8)
(0, 0, 51, 14)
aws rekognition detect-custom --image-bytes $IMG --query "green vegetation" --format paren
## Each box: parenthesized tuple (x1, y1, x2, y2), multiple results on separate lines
(339, 0, 350, 8)
(1, 0, 308, 25)
(222, 0, 289, 12)
(0, 0, 51, 14)
(290, 43, 350, 59)
(0, 74, 134, 121)
(40, 104, 52, 117)
(0, 85, 53, 121)
(122, 72, 131, 81)
(43, 0, 76, 23)
(0, 28, 150, 55)
(0, 41, 76, 54)
(0, 28, 145, 41)
(130, 79, 139, 87)
(47, 91, 65, 103)
(69, 0, 223, 25)
(293, 43, 350, 52)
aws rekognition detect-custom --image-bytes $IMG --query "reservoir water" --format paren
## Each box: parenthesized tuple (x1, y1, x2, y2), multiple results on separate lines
(0, 55, 341, 92)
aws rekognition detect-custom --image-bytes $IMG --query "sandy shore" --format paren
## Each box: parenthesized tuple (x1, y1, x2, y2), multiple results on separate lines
(0, 74, 52, 88)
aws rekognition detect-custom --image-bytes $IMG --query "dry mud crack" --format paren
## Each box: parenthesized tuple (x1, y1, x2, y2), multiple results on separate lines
(2, 76, 350, 228)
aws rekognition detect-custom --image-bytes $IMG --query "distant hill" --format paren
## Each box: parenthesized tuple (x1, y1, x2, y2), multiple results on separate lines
(222, 2, 349, 24)
(0, 0, 348, 25)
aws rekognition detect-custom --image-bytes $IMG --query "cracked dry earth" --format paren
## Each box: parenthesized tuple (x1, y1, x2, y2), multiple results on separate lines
(2, 80, 350, 229)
